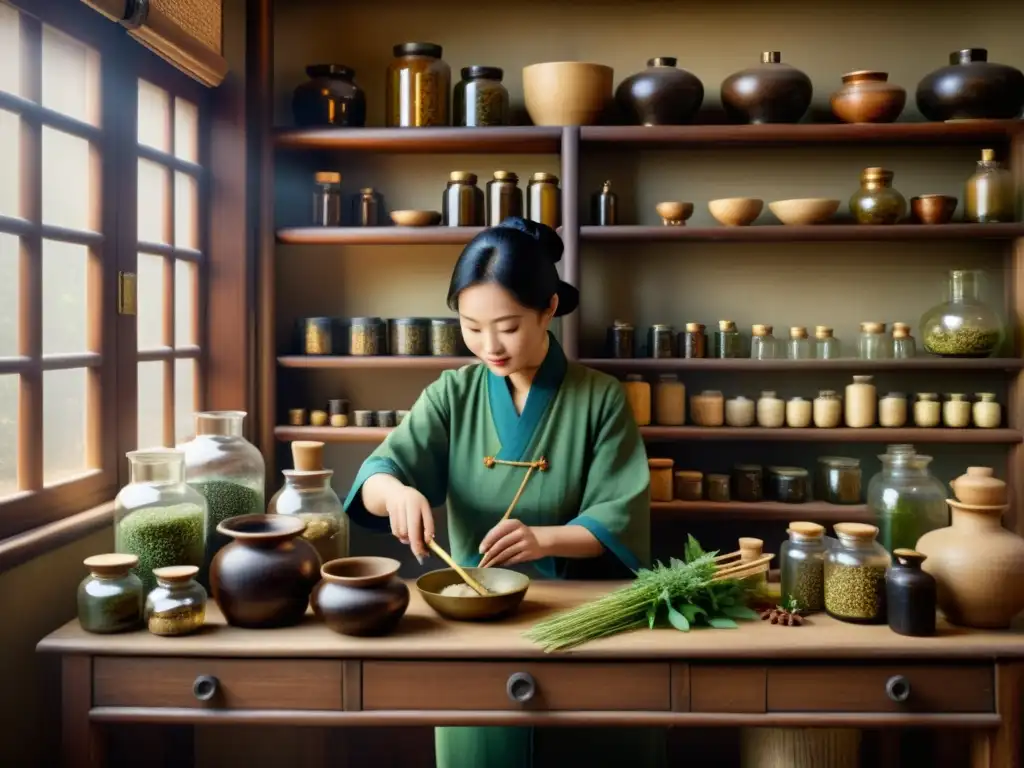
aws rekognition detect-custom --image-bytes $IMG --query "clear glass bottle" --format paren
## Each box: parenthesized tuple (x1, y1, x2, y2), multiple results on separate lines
(269, 441, 349, 566)
(787, 326, 811, 359)
(386, 42, 451, 127)
(943, 393, 972, 428)
(891, 322, 916, 358)
(813, 389, 842, 428)
(921, 269, 1004, 357)
(756, 390, 785, 428)
(878, 392, 908, 428)
(824, 522, 891, 624)
(780, 522, 827, 613)
(973, 393, 1002, 429)
(964, 148, 1015, 223)
(144, 565, 207, 637)
(115, 449, 209, 595)
(77, 554, 144, 634)
(913, 393, 941, 427)
(845, 374, 876, 428)
(750, 324, 776, 359)
(867, 447, 948, 554)
(312, 171, 342, 226)
(453, 65, 510, 127)
(858, 321, 889, 359)
(814, 326, 840, 359)
(714, 320, 743, 358)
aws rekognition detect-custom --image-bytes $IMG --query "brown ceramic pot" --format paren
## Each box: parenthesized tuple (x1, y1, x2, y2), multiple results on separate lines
(910, 194, 957, 225)
(211, 514, 321, 629)
(312, 556, 410, 636)
(292, 64, 367, 128)
(614, 57, 704, 126)
(916, 500, 1024, 629)
(720, 51, 812, 125)
(830, 70, 906, 124)
(916, 49, 1024, 122)
(950, 466, 1007, 506)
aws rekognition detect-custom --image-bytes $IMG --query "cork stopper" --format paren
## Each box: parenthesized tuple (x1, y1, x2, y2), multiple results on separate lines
(84, 553, 138, 577)
(719, 319, 736, 331)
(815, 325, 833, 338)
(860, 321, 886, 333)
(892, 322, 911, 338)
(751, 324, 771, 336)
(685, 322, 704, 332)
(153, 565, 199, 584)
(738, 537, 763, 560)
(292, 440, 325, 471)
(315, 171, 341, 184)
(893, 549, 927, 567)
(790, 326, 808, 339)
(981, 148, 995, 163)
(788, 521, 825, 539)
(834, 522, 878, 540)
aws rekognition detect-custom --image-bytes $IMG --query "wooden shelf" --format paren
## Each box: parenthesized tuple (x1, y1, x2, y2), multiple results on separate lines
(275, 426, 392, 443)
(581, 223, 1024, 243)
(651, 500, 873, 523)
(641, 427, 1022, 443)
(279, 355, 471, 370)
(581, 120, 1024, 148)
(583, 357, 1024, 372)
(277, 227, 484, 245)
(274, 126, 562, 154)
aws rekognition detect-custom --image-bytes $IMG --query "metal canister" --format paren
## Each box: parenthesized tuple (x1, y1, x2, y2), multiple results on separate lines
(354, 187, 381, 226)
(442, 171, 484, 226)
(606, 320, 635, 359)
(298, 317, 334, 355)
(647, 324, 676, 358)
(590, 180, 618, 226)
(526, 172, 560, 228)
(486, 171, 523, 226)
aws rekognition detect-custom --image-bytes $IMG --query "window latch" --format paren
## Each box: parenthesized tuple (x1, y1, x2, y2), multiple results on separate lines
(118, 271, 137, 316)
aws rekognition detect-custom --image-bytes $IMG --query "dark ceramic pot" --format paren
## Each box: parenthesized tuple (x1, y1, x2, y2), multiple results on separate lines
(720, 51, 812, 124)
(614, 57, 704, 126)
(313, 557, 409, 636)
(211, 514, 321, 629)
(292, 64, 367, 128)
(885, 549, 936, 637)
(830, 71, 906, 124)
(916, 49, 1024, 122)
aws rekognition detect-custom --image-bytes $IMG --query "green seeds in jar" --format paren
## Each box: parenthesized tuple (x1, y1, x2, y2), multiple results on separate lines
(430, 318, 462, 356)
(824, 563, 886, 622)
(349, 317, 386, 356)
(116, 504, 206, 594)
(923, 327, 1000, 357)
(389, 318, 430, 356)
(784, 558, 825, 612)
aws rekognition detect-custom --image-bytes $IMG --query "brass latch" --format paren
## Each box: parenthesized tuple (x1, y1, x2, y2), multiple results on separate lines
(118, 271, 137, 316)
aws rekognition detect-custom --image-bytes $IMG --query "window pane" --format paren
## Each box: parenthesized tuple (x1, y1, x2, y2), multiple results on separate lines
(175, 357, 195, 444)
(174, 172, 198, 250)
(0, 234, 18, 358)
(42, 127, 97, 231)
(0, 110, 19, 217)
(138, 159, 169, 244)
(138, 79, 170, 152)
(137, 253, 165, 350)
(42, 240, 89, 355)
(43, 367, 88, 485)
(175, 259, 195, 347)
(42, 24, 100, 126)
(137, 360, 165, 449)
(174, 97, 199, 164)
(0, 5, 20, 97)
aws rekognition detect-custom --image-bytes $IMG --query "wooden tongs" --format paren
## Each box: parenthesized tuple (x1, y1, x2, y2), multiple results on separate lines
(427, 539, 492, 596)
(710, 548, 775, 583)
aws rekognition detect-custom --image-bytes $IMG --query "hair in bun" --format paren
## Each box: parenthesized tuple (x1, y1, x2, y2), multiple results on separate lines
(495, 217, 564, 264)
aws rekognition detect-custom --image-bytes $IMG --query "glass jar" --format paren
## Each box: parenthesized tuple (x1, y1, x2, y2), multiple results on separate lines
(756, 390, 785, 428)
(769, 467, 809, 504)
(487, 171, 523, 226)
(750, 324, 776, 359)
(349, 316, 386, 356)
(818, 457, 863, 505)
(292, 64, 366, 128)
(352, 187, 382, 227)
(878, 392, 908, 428)
(707, 474, 730, 502)
(690, 390, 724, 427)
(527, 172, 561, 228)
(389, 317, 431, 356)
(443, 171, 484, 227)
(386, 42, 450, 127)
(654, 374, 686, 426)
(606, 320, 635, 359)
(973, 393, 1001, 429)
(867, 447, 948, 553)
(622, 374, 651, 426)
(914, 393, 940, 427)
(813, 390, 842, 428)
(312, 171, 342, 227)
(353, 410, 375, 428)
(845, 374, 876, 428)
(857, 321, 889, 359)
(453, 65, 509, 127)
(376, 410, 397, 428)
(115, 449, 208, 595)
(849, 166, 907, 225)
(430, 318, 463, 356)
(714, 320, 742, 358)
(891, 322, 916, 358)
(814, 326, 840, 359)
(732, 464, 764, 502)
(144, 565, 207, 636)
(681, 322, 706, 358)
(921, 269, 1004, 357)
(673, 470, 703, 501)
(647, 324, 676, 358)
(885, 549, 937, 637)
(787, 326, 811, 359)
(965, 148, 1015, 223)
(780, 522, 827, 613)
(786, 397, 812, 428)
(77, 554, 144, 634)
(824, 523, 891, 624)
(943, 393, 972, 428)
(725, 396, 755, 427)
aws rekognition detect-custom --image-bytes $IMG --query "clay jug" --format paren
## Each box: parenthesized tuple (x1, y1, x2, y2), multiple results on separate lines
(615, 57, 704, 126)
(720, 51, 812, 124)
(211, 514, 321, 628)
(313, 556, 410, 636)
(916, 501, 1024, 629)
(950, 466, 1007, 507)
(830, 70, 906, 124)
(916, 49, 1024, 122)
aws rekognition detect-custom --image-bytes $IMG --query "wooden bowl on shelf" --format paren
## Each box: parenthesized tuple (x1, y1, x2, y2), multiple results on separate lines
(523, 61, 613, 126)
(768, 198, 840, 226)
(416, 567, 530, 621)
(655, 201, 694, 226)
(390, 210, 442, 227)
(910, 194, 957, 225)
(709, 197, 764, 226)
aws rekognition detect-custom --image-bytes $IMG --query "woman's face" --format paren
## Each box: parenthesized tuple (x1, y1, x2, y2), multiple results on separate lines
(457, 283, 556, 377)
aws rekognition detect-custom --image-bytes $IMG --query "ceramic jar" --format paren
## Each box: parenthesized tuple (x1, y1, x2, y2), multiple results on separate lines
(690, 390, 725, 427)
(885, 549, 936, 637)
(622, 374, 652, 426)
(830, 70, 906, 123)
(844, 375, 876, 428)
(615, 57, 705, 125)
(312, 557, 410, 636)
(973, 393, 1002, 429)
(813, 390, 842, 428)
(756, 390, 785, 428)
(916, 48, 1024, 122)
(292, 64, 367, 128)
(785, 397, 812, 428)
(950, 466, 1007, 507)
(720, 51, 812, 124)
(725, 396, 755, 427)
(849, 167, 907, 225)
(211, 514, 321, 629)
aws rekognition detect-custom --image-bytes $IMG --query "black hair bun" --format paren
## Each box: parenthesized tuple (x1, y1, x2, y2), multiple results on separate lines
(496, 216, 564, 263)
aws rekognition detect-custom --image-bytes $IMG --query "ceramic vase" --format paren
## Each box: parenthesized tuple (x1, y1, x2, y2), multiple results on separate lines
(916, 49, 1024, 122)
(830, 71, 905, 123)
(720, 51, 812, 124)
(615, 57, 704, 125)
(312, 556, 410, 636)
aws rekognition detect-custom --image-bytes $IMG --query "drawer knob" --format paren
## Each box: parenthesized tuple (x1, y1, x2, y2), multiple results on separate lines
(193, 675, 220, 702)
(506, 672, 536, 704)
(885, 675, 911, 703)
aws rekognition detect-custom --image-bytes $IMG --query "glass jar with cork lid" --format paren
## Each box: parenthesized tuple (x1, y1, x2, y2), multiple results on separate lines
(920, 269, 1004, 358)
(144, 565, 207, 637)
(714, 320, 742, 358)
(965, 148, 1015, 223)
(787, 326, 811, 359)
(681, 322, 706, 358)
(814, 326, 840, 359)
(312, 171, 342, 226)
(824, 522, 891, 624)
(858, 321, 889, 359)
(750, 324, 776, 359)
(77, 554, 145, 634)
(891, 322, 916, 358)
(780, 522, 827, 613)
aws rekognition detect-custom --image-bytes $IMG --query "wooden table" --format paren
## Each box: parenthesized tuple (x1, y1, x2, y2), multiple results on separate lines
(38, 581, 1024, 768)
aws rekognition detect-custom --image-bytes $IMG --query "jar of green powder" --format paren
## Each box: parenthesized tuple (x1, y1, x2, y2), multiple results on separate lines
(77, 553, 144, 634)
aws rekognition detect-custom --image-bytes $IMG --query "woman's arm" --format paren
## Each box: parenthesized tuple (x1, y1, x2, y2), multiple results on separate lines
(359, 473, 406, 518)
(535, 524, 604, 559)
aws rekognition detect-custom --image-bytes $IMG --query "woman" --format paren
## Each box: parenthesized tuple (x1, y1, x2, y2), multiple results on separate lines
(343, 217, 665, 768)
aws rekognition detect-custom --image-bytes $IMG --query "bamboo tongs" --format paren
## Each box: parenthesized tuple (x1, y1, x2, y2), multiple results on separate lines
(710, 549, 775, 583)
(427, 539, 492, 596)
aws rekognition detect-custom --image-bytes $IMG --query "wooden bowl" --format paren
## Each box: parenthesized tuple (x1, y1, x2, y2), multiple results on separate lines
(390, 209, 442, 227)
(416, 567, 530, 621)
(523, 62, 613, 126)
(708, 197, 764, 226)
(655, 201, 694, 226)
(768, 198, 840, 226)
(910, 194, 957, 225)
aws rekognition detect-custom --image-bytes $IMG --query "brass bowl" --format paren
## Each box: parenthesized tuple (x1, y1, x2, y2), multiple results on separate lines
(910, 194, 957, 225)
(655, 201, 694, 226)
(390, 209, 442, 227)
(416, 567, 530, 621)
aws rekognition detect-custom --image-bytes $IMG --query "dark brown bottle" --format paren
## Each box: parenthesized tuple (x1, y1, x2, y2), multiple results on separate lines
(720, 51, 812, 124)
(590, 181, 618, 226)
(885, 549, 936, 637)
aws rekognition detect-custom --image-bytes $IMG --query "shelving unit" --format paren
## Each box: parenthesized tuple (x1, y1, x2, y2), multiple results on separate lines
(650, 500, 874, 523)
(579, 223, 1024, 243)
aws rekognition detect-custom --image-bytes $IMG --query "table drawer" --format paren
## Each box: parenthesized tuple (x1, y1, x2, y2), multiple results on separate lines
(363, 661, 671, 711)
(768, 664, 994, 713)
(93, 657, 343, 710)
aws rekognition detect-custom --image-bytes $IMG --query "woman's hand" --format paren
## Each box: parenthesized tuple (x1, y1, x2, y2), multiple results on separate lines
(478, 519, 548, 568)
(385, 485, 435, 561)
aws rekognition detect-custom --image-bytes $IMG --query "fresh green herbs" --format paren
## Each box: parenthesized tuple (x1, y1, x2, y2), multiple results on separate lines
(524, 535, 759, 652)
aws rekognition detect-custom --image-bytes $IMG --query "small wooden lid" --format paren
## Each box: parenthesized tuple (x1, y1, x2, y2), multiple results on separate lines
(790, 326, 807, 338)
(834, 522, 878, 539)
(738, 537, 763, 554)
(674, 470, 703, 481)
(292, 440, 324, 471)
(788, 521, 825, 538)
(685, 322, 704, 332)
(314, 171, 341, 184)
(815, 325, 833, 337)
(751, 324, 769, 336)
(718, 319, 735, 331)
(84, 553, 138, 575)
(153, 565, 199, 583)
(860, 321, 886, 333)
(648, 458, 674, 469)
(981, 148, 995, 163)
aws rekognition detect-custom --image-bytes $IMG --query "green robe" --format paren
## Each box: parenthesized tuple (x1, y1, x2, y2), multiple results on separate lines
(344, 334, 666, 768)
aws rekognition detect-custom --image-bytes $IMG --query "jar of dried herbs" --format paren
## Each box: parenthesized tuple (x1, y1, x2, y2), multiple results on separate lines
(487, 171, 523, 226)
(144, 565, 207, 637)
(386, 42, 450, 127)
(891, 322, 916, 358)
(606, 320, 636, 359)
(654, 374, 686, 426)
(389, 317, 430, 356)
(813, 389, 842, 428)
(647, 324, 676, 358)
(680, 322, 706, 358)
(77, 554, 144, 634)
(768, 466, 808, 504)
(443, 172, 485, 227)
(430, 318, 462, 356)
(824, 522, 891, 624)
(453, 66, 510, 127)
(920, 269, 1003, 358)
(732, 464, 764, 502)
(707, 474, 730, 502)
(690, 390, 724, 427)
(816, 457, 862, 505)
(714, 320, 742, 358)
(349, 317, 386, 356)
(780, 522, 827, 613)
(353, 410, 376, 428)
(673, 470, 703, 501)
(526, 172, 561, 228)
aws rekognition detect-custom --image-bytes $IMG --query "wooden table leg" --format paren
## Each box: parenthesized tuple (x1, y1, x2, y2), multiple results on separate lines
(62, 655, 105, 768)
(971, 662, 1023, 768)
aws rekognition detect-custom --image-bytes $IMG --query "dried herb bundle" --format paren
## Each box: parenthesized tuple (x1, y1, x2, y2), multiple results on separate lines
(525, 535, 760, 652)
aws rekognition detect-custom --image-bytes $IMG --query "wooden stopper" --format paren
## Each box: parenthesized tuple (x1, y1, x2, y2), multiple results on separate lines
(739, 537, 764, 561)
(83, 553, 138, 576)
(292, 440, 325, 471)
(153, 565, 199, 583)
